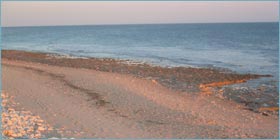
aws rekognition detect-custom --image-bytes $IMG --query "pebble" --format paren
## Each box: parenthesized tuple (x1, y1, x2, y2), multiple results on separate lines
(262, 103, 269, 107)
(1, 92, 62, 139)
(38, 126, 45, 131)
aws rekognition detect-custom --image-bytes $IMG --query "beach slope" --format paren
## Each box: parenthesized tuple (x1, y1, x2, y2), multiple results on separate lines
(1, 52, 279, 138)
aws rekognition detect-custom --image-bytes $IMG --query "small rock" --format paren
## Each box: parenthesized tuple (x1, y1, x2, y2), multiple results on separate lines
(7, 120, 13, 126)
(17, 133, 23, 138)
(38, 126, 45, 131)
(262, 103, 269, 107)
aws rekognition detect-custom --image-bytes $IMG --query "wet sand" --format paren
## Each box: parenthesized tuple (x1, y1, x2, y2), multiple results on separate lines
(1, 50, 279, 138)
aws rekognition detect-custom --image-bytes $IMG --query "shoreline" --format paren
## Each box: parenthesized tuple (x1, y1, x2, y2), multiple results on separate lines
(1, 50, 268, 87)
(1, 51, 279, 138)
(2, 50, 278, 113)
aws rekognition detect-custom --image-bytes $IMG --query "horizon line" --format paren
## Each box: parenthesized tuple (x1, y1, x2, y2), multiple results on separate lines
(2, 21, 278, 28)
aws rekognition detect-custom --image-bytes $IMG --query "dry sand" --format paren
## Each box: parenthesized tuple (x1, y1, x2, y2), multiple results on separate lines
(2, 58, 278, 138)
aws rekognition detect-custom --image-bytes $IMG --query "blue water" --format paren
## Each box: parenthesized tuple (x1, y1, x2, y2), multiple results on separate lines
(2, 23, 279, 83)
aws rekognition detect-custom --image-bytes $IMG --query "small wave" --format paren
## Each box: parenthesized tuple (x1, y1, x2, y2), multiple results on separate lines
(46, 53, 89, 59)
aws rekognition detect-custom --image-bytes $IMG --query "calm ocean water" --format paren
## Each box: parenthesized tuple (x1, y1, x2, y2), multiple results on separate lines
(2, 23, 279, 84)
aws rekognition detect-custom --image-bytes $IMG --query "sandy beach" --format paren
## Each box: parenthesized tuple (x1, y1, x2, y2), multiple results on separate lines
(2, 50, 279, 138)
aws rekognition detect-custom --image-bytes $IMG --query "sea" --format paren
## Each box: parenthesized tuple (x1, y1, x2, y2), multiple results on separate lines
(2, 22, 279, 90)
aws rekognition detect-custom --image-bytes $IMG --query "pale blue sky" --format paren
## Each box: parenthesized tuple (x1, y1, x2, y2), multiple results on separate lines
(1, 1, 279, 27)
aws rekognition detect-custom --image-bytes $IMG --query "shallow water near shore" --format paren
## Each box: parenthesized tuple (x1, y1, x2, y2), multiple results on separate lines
(2, 22, 279, 99)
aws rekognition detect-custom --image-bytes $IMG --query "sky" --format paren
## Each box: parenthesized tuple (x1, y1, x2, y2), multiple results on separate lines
(1, 1, 279, 27)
